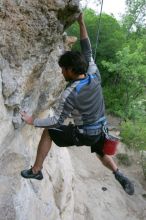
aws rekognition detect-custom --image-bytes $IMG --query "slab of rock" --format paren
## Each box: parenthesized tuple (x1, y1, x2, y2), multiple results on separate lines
(0, 1, 79, 219)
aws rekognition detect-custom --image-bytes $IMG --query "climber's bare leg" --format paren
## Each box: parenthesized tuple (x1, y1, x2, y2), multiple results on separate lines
(97, 154, 118, 172)
(32, 129, 52, 173)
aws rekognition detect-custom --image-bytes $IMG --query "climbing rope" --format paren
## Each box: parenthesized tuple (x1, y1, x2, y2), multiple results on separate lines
(94, 0, 104, 61)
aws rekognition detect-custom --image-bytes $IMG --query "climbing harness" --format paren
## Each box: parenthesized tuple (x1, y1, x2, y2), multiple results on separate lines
(94, 0, 104, 61)
(77, 116, 107, 135)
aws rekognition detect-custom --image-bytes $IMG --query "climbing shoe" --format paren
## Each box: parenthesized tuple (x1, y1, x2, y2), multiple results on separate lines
(114, 169, 134, 195)
(21, 167, 43, 180)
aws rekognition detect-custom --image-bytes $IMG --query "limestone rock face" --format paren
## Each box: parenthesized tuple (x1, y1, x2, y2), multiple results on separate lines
(0, 1, 79, 219)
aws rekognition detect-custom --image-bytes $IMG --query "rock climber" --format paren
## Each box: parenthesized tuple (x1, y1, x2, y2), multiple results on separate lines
(20, 13, 134, 195)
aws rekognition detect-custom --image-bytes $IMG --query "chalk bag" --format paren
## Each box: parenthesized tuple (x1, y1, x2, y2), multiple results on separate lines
(103, 134, 119, 155)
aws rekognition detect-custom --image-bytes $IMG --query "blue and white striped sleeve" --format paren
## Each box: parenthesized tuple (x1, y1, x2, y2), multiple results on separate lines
(33, 87, 75, 128)
(80, 38, 101, 81)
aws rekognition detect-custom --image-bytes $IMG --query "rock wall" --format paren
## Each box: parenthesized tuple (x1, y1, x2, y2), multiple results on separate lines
(0, 1, 80, 219)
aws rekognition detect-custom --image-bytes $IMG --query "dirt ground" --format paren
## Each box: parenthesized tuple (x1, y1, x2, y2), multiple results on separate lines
(68, 116, 146, 220)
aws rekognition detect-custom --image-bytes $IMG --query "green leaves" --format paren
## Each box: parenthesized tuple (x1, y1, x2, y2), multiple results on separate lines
(102, 42, 146, 119)
(67, 9, 125, 62)
(123, 0, 146, 33)
(120, 120, 146, 151)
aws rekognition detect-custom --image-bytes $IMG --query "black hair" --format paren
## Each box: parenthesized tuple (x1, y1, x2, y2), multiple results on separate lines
(58, 51, 87, 75)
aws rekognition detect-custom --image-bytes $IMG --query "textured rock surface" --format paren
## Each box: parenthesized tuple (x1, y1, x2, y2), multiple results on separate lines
(0, 1, 79, 219)
(0, 1, 146, 220)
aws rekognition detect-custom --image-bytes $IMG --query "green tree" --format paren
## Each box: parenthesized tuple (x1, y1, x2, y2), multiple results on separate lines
(67, 9, 125, 64)
(123, 0, 146, 33)
(120, 120, 146, 151)
(102, 42, 146, 119)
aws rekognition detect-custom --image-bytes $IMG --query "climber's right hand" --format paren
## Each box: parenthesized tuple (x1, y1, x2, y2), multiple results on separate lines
(77, 12, 84, 24)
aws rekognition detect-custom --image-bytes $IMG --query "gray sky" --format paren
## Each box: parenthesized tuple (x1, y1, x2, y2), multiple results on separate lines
(80, 0, 126, 19)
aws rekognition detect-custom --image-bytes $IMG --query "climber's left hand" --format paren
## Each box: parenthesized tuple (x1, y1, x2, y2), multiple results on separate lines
(20, 111, 34, 125)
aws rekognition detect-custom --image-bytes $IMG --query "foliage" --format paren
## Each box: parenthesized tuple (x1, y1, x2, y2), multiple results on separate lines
(116, 153, 132, 166)
(67, 9, 125, 63)
(120, 120, 146, 151)
(123, 0, 146, 33)
(102, 42, 146, 119)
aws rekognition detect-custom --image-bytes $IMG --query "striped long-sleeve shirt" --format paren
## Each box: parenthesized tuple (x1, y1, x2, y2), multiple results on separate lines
(34, 38, 105, 132)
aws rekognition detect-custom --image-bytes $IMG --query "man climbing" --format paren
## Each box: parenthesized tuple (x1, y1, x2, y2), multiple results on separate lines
(20, 13, 134, 195)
